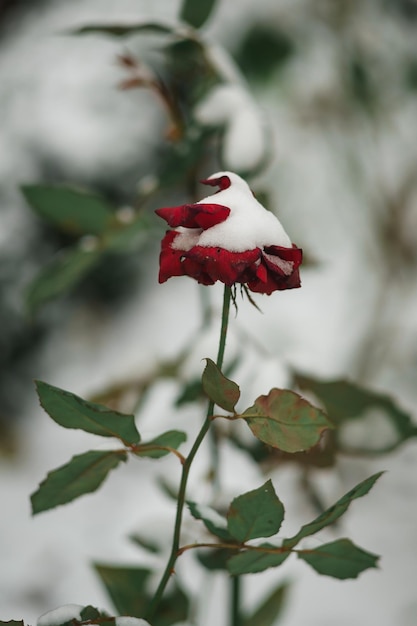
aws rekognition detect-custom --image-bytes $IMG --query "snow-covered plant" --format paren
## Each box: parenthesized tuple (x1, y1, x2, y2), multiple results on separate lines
(10, 168, 381, 626)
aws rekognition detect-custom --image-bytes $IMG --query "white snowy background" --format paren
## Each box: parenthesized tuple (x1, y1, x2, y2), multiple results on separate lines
(1, 0, 417, 624)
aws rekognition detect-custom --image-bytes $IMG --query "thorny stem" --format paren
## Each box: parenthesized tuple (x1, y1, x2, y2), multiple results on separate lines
(145, 286, 232, 621)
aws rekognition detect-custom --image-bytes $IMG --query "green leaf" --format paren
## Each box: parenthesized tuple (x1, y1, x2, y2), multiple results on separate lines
(157, 477, 179, 501)
(235, 25, 294, 84)
(36, 380, 140, 444)
(202, 358, 240, 412)
(175, 378, 203, 406)
(130, 532, 162, 554)
(295, 373, 417, 453)
(94, 565, 151, 617)
(95, 564, 188, 626)
(227, 544, 289, 575)
(243, 581, 290, 626)
(284, 472, 383, 549)
(348, 56, 375, 109)
(0, 622, 24, 626)
(158, 129, 218, 187)
(105, 215, 149, 252)
(197, 548, 237, 571)
(133, 430, 186, 458)
(180, 0, 217, 28)
(176, 355, 241, 407)
(227, 480, 285, 542)
(241, 388, 333, 453)
(21, 185, 113, 235)
(31, 450, 127, 514)
(27, 247, 101, 314)
(187, 501, 232, 541)
(152, 585, 189, 626)
(71, 21, 181, 37)
(298, 538, 379, 579)
(79, 607, 113, 622)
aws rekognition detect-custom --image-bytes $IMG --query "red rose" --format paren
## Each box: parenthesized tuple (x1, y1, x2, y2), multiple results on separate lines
(156, 172, 302, 295)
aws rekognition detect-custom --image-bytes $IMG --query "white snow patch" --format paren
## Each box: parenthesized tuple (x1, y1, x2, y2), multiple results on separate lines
(223, 102, 266, 172)
(37, 604, 83, 626)
(172, 227, 202, 252)
(195, 84, 266, 171)
(197, 205, 290, 251)
(115, 618, 151, 626)
(192, 171, 292, 251)
(196, 84, 244, 125)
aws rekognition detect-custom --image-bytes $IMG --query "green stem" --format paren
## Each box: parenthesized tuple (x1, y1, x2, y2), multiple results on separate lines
(231, 576, 242, 626)
(146, 285, 232, 621)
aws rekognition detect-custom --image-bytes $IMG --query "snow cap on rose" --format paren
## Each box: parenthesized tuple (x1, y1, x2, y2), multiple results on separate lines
(156, 171, 302, 295)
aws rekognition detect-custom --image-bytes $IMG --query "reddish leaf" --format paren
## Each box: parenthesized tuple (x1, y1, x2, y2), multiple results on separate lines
(241, 389, 333, 453)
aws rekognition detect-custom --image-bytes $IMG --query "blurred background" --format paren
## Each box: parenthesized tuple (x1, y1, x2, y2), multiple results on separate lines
(1, 0, 417, 624)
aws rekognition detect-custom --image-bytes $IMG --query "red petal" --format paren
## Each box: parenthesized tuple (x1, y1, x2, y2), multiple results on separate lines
(247, 274, 278, 295)
(200, 175, 231, 190)
(193, 204, 231, 229)
(157, 228, 303, 293)
(255, 263, 268, 283)
(246, 245, 302, 294)
(155, 203, 230, 229)
(158, 231, 185, 283)
(262, 245, 302, 279)
(182, 257, 215, 285)
(186, 246, 260, 286)
(264, 244, 303, 268)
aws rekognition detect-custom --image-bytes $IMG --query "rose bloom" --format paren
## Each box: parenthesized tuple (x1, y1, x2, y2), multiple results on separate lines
(156, 172, 302, 295)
